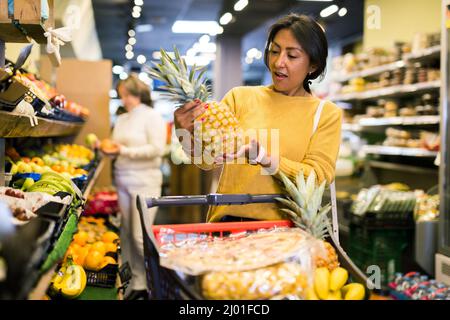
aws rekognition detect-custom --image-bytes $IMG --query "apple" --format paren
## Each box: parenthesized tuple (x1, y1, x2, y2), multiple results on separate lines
(85, 133, 99, 148)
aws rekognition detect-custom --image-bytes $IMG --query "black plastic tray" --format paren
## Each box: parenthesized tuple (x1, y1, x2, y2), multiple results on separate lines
(85, 252, 119, 288)
(0, 216, 56, 299)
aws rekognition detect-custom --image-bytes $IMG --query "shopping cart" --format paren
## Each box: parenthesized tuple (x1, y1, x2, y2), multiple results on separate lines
(136, 193, 373, 300)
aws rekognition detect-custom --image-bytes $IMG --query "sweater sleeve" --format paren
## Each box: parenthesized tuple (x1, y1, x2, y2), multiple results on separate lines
(119, 112, 167, 160)
(189, 88, 238, 171)
(275, 105, 342, 184)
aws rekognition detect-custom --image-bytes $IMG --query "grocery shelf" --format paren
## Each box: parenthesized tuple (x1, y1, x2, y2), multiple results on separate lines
(330, 80, 440, 102)
(0, 111, 84, 138)
(358, 115, 440, 127)
(368, 160, 438, 174)
(333, 46, 441, 83)
(402, 45, 441, 62)
(342, 123, 362, 132)
(363, 145, 439, 157)
(335, 60, 406, 83)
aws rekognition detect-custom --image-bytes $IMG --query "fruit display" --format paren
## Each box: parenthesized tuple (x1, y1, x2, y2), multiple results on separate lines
(84, 189, 119, 215)
(414, 192, 439, 221)
(389, 272, 450, 300)
(49, 260, 87, 299)
(148, 48, 241, 160)
(15, 72, 90, 119)
(65, 216, 119, 271)
(6, 144, 93, 181)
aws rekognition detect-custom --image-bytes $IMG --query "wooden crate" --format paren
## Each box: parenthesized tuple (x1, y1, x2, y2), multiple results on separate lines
(0, 0, 54, 43)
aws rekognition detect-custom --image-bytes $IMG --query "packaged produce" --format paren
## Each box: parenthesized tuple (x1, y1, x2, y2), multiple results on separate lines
(389, 271, 449, 300)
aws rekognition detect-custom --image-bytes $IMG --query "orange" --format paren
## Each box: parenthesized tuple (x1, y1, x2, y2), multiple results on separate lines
(73, 246, 89, 266)
(73, 231, 88, 246)
(102, 231, 119, 243)
(84, 250, 104, 271)
(63, 247, 76, 262)
(69, 242, 81, 253)
(100, 256, 117, 269)
(104, 242, 117, 253)
(90, 241, 106, 255)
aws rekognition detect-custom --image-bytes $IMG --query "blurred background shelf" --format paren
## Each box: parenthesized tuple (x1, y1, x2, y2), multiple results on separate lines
(358, 115, 440, 127)
(363, 145, 439, 157)
(330, 80, 440, 102)
(0, 111, 84, 138)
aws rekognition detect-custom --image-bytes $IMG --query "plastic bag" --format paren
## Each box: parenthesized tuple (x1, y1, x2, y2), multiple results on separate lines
(158, 227, 332, 299)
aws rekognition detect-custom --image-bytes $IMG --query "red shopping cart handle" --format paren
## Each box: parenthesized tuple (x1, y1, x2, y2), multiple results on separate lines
(145, 193, 284, 208)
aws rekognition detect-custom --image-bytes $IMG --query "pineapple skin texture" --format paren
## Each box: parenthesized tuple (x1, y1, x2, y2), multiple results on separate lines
(193, 101, 241, 158)
(201, 262, 308, 300)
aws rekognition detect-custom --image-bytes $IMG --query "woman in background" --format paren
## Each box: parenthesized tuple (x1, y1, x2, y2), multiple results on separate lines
(102, 73, 166, 300)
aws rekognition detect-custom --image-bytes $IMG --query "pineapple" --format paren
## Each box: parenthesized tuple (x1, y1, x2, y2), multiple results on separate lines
(276, 170, 339, 271)
(147, 48, 241, 161)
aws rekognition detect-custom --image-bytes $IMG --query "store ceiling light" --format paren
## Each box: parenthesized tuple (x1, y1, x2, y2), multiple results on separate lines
(245, 56, 253, 64)
(219, 12, 233, 25)
(125, 44, 133, 52)
(126, 51, 134, 60)
(184, 55, 213, 67)
(199, 34, 210, 45)
(133, 6, 141, 13)
(172, 20, 222, 35)
(320, 4, 339, 18)
(136, 24, 153, 33)
(134, 0, 144, 6)
(112, 65, 124, 75)
(234, 0, 248, 11)
(119, 72, 128, 80)
(255, 51, 263, 60)
(132, 11, 141, 18)
(338, 7, 347, 17)
(128, 37, 137, 45)
(246, 48, 259, 59)
(152, 51, 175, 60)
(128, 29, 136, 37)
(187, 48, 197, 57)
(139, 72, 152, 85)
(137, 54, 147, 64)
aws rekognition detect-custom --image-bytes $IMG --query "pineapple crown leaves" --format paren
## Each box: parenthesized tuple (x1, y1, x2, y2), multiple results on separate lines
(275, 170, 332, 240)
(145, 46, 211, 104)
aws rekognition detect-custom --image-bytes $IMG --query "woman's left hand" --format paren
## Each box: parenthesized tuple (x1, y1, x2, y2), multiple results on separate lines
(215, 139, 272, 167)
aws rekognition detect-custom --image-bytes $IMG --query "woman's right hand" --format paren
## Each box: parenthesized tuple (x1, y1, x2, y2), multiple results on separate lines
(174, 98, 208, 133)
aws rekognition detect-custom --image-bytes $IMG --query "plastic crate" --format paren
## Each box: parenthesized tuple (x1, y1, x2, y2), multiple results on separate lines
(85, 252, 119, 288)
(347, 225, 411, 288)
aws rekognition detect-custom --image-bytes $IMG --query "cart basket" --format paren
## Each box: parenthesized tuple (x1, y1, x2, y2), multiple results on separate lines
(136, 193, 374, 300)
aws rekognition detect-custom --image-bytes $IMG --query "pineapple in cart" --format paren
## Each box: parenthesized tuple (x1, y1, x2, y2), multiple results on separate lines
(147, 48, 242, 162)
(201, 170, 340, 300)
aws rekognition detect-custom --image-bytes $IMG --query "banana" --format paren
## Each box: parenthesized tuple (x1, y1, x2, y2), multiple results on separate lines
(40, 171, 72, 184)
(305, 287, 319, 300)
(329, 267, 348, 291)
(341, 283, 365, 300)
(326, 290, 342, 300)
(314, 267, 330, 300)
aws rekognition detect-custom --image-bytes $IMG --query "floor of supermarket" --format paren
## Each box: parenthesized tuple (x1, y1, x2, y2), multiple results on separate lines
(1, 0, 450, 303)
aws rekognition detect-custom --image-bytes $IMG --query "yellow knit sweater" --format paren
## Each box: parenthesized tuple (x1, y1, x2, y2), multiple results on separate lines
(196, 86, 342, 222)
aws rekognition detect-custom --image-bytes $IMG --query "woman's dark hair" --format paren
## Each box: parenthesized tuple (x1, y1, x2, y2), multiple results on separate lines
(264, 13, 328, 93)
(116, 73, 153, 107)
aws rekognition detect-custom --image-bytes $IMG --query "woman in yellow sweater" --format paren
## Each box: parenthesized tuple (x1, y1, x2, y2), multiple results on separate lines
(175, 14, 342, 222)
